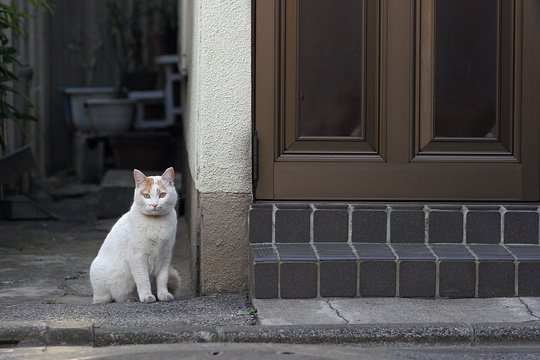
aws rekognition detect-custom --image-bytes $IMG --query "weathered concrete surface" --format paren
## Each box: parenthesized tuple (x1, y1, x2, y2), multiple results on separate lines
(251, 299, 346, 325)
(253, 298, 540, 325)
(199, 192, 252, 294)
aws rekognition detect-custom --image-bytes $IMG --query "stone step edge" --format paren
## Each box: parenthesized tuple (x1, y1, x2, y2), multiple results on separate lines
(3, 321, 540, 347)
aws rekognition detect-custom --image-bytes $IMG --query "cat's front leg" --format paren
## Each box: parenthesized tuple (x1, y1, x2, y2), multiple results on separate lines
(156, 265, 174, 302)
(129, 257, 156, 303)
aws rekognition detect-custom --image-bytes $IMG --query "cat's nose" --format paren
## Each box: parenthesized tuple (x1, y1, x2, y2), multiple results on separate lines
(152, 204, 158, 209)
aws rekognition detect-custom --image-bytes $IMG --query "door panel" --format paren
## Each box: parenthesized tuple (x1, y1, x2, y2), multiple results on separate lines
(416, 0, 517, 158)
(283, 0, 381, 156)
(254, 0, 540, 201)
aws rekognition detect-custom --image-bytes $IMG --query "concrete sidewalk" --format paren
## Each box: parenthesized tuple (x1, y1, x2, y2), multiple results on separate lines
(2, 179, 540, 347)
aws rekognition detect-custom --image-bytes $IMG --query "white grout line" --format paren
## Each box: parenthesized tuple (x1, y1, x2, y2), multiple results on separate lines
(425, 243, 440, 298)
(271, 204, 277, 244)
(500, 206, 506, 245)
(310, 204, 316, 244)
(464, 244, 479, 298)
(387, 243, 400, 297)
(501, 243, 519, 297)
(462, 206, 468, 245)
(424, 205, 430, 244)
(386, 205, 391, 244)
(347, 205, 353, 244)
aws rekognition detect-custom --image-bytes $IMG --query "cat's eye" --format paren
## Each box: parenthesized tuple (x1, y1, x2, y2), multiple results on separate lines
(143, 193, 151, 199)
(159, 192, 167, 198)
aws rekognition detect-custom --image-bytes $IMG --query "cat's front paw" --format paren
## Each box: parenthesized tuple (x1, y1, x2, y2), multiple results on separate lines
(140, 293, 156, 303)
(158, 291, 174, 302)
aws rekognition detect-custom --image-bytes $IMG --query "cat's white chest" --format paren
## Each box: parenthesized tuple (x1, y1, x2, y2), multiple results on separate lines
(128, 213, 176, 273)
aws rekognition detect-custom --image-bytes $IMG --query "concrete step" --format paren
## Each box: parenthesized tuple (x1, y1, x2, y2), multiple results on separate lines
(248, 203, 540, 299)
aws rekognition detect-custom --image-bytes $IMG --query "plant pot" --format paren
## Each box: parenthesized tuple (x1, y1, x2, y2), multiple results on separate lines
(85, 98, 136, 134)
(109, 131, 172, 170)
(61, 87, 116, 132)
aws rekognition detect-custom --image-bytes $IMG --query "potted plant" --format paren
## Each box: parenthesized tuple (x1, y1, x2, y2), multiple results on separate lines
(59, 18, 116, 133)
(85, 0, 165, 134)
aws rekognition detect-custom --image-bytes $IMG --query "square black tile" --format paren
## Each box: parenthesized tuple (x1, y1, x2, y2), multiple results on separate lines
(466, 211, 501, 244)
(276, 244, 316, 261)
(252, 263, 278, 299)
(320, 261, 357, 297)
(430, 244, 474, 260)
(275, 207, 311, 243)
(468, 244, 514, 261)
(506, 245, 540, 261)
(280, 262, 317, 299)
(353, 243, 395, 260)
(399, 261, 436, 297)
(518, 262, 540, 296)
(428, 211, 463, 243)
(249, 206, 273, 243)
(313, 208, 348, 242)
(391, 244, 435, 260)
(352, 210, 387, 243)
(359, 260, 396, 297)
(478, 261, 515, 297)
(251, 244, 279, 262)
(439, 261, 476, 298)
(390, 210, 425, 243)
(316, 243, 356, 261)
(504, 212, 539, 244)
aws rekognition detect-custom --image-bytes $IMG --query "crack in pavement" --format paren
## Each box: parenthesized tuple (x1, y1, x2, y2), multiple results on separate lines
(325, 300, 350, 324)
(518, 297, 540, 321)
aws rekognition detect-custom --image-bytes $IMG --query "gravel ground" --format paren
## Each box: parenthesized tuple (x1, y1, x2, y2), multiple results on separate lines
(0, 293, 256, 327)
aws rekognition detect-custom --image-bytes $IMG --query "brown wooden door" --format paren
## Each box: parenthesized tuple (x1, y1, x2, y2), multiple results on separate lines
(254, 0, 540, 201)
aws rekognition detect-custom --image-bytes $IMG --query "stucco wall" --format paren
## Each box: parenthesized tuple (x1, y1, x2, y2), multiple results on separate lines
(182, 0, 253, 294)
(183, 0, 252, 195)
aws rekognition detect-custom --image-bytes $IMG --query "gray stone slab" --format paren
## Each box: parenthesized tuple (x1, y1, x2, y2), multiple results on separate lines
(328, 298, 537, 324)
(252, 299, 346, 325)
(254, 298, 538, 326)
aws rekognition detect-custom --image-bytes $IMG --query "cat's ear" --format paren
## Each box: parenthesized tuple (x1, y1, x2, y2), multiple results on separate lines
(133, 169, 147, 187)
(161, 167, 175, 186)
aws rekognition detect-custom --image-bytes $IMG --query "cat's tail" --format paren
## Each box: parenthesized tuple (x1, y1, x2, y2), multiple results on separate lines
(167, 267, 181, 295)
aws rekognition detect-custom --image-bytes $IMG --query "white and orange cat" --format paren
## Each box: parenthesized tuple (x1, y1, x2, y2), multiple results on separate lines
(90, 167, 180, 304)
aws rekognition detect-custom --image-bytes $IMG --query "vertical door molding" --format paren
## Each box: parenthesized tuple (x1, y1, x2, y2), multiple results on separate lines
(254, 0, 280, 198)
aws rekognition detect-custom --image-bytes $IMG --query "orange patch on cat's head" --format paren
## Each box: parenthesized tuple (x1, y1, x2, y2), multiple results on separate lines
(139, 177, 154, 194)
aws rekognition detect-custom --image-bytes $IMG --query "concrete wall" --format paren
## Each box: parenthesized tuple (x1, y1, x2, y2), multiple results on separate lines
(182, 0, 252, 294)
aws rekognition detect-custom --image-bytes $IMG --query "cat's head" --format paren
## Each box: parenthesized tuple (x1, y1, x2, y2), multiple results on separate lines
(133, 167, 177, 216)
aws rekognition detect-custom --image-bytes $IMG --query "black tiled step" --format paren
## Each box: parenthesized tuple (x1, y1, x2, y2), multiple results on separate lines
(317, 243, 356, 260)
(249, 202, 540, 299)
(276, 243, 317, 261)
(353, 243, 395, 260)
(249, 242, 540, 299)
(313, 205, 348, 242)
(250, 203, 540, 245)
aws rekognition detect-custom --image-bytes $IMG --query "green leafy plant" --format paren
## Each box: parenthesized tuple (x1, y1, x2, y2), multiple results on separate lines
(238, 307, 258, 316)
(0, 0, 52, 152)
